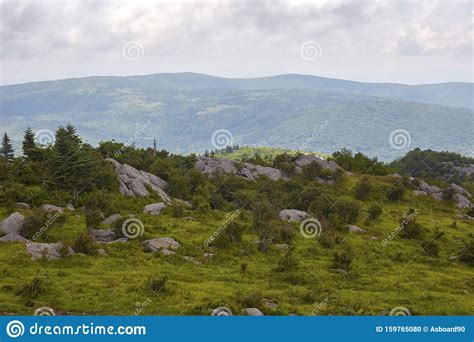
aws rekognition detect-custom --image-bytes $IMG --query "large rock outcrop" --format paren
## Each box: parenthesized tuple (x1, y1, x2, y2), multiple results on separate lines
(293, 155, 339, 172)
(195, 157, 286, 181)
(106, 158, 171, 202)
(278, 209, 308, 222)
(0, 212, 25, 235)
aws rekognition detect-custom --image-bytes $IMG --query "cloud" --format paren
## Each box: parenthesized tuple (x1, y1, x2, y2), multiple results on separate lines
(0, 0, 472, 85)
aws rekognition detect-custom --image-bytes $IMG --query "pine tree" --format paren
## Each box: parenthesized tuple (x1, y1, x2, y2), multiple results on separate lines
(22, 127, 36, 159)
(0, 133, 14, 161)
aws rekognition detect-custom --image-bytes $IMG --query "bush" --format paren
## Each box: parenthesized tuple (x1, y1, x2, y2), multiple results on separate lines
(236, 291, 263, 308)
(211, 221, 245, 248)
(71, 233, 98, 255)
(21, 209, 66, 240)
(16, 276, 44, 297)
(399, 210, 423, 239)
(276, 247, 299, 272)
(368, 204, 382, 220)
(354, 177, 372, 200)
(331, 247, 354, 272)
(333, 200, 360, 224)
(274, 224, 295, 244)
(149, 275, 168, 294)
(458, 234, 474, 266)
(387, 184, 405, 201)
(85, 209, 103, 229)
(421, 240, 440, 257)
(165, 200, 187, 218)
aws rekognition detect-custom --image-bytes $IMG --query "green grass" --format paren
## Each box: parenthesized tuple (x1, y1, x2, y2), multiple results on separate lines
(215, 146, 329, 162)
(0, 176, 473, 316)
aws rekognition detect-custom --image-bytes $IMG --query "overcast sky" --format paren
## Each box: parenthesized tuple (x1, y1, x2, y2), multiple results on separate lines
(0, 0, 472, 86)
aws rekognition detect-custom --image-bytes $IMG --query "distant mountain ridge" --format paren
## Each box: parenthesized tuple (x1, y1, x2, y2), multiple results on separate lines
(1, 72, 473, 160)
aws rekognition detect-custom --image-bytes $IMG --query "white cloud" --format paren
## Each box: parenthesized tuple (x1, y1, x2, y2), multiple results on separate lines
(0, 0, 472, 85)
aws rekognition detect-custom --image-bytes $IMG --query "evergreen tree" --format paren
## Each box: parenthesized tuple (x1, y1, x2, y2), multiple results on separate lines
(22, 127, 36, 159)
(0, 133, 14, 161)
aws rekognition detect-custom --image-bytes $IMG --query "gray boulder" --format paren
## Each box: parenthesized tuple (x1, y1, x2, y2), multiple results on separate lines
(413, 190, 428, 196)
(106, 158, 171, 202)
(39, 204, 64, 213)
(278, 209, 308, 222)
(454, 194, 472, 209)
(0, 212, 25, 235)
(244, 308, 264, 316)
(143, 203, 166, 216)
(450, 183, 472, 198)
(239, 163, 286, 181)
(417, 180, 441, 195)
(348, 225, 366, 233)
(66, 204, 75, 211)
(294, 155, 339, 172)
(26, 243, 73, 261)
(101, 214, 122, 226)
(142, 237, 180, 253)
(0, 233, 28, 243)
(89, 229, 117, 242)
(16, 202, 30, 209)
(455, 214, 474, 222)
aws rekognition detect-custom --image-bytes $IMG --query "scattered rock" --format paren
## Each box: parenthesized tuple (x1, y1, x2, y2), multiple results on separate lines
(454, 194, 472, 209)
(239, 162, 287, 181)
(97, 248, 107, 256)
(142, 237, 180, 253)
(347, 225, 365, 233)
(274, 244, 290, 249)
(160, 248, 176, 256)
(202, 253, 214, 259)
(106, 158, 171, 202)
(89, 229, 117, 242)
(244, 308, 264, 316)
(183, 256, 202, 265)
(417, 180, 441, 195)
(448, 255, 458, 261)
(66, 204, 75, 211)
(293, 154, 339, 172)
(0, 233, 28, 243)
(0, 212, 25, 235)
(39, 204, 64, 213)
(449, 183, 472, 198)
(455, 214, 474, 222)
(143, 203, 166, 216)
(262, 299, 278, 309)
(101, 214, 122, 226)
(278, 209, 308, 222)
(413, 190, 428, 196)
(16, 202, 30, 209)
(26, 243, 73, 261)
(102, 238, 128, 244)
(370, 236, 379, 240)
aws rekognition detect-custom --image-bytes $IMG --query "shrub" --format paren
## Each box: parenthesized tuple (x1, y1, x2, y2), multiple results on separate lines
(166, 200, 187, 218)
(71, 233, 98, 255)
(354, 177, 372, 200)
(276, 247, 299, 272)
(211, 221, 245, 248)
(331, 246, 353, 272)
(421, 240, 440, 257)
(387, 184, 405, 201)
(458, 234, 474, 266)
(85, 209, 103, 229)
(274, 224, 295, 244)
(368, 204, 382, 220)
(21, 209, 66, 240)
(16, 276, 44, 297)
(240, 262, 248, 273)
(149, 275, 168, 294)
(333, 200, 360, 224)
(399, 210, 423, 239)
(236, 291, 263, 308)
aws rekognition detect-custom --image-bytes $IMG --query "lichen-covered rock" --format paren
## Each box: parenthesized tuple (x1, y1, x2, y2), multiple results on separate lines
(293, 154, 339, 172)
(143, 203, 166, 216)
(106, 158, 171, 202)
(0, 233, 28, 243)
(454, 194, 472, 209)
(142, 237, 180, 252)
(101, 214, 123, 226)
(39, 204, 64, 213)
(26, 243, 73, 261)
(449, 183, 472, 198)
(89, 229, 117, 242)
(348, 225, 366, 233)
(244, 308, 264, 316)
(0, 212, 25, 235)
(278, 209, 308, 222)
(239, 163, 286, 181)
